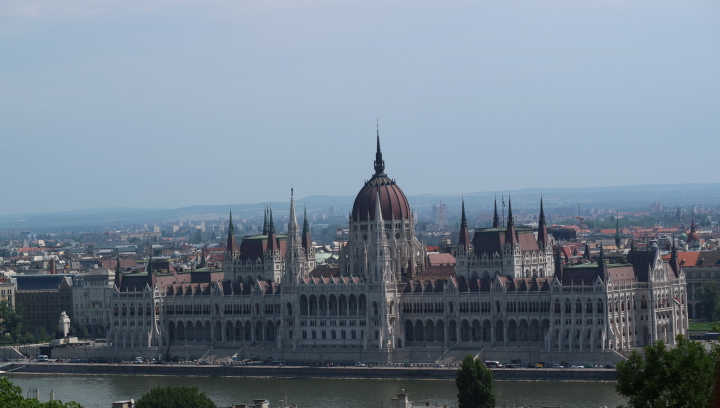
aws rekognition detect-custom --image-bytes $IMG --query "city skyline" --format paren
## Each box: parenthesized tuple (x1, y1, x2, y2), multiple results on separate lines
(2, 0, 718, 215)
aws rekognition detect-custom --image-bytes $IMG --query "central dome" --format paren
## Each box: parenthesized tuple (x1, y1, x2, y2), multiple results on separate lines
(351, 133, 411, 222)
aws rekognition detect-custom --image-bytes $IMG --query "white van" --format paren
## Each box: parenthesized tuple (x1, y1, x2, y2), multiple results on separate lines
(37, 355, 49, 362)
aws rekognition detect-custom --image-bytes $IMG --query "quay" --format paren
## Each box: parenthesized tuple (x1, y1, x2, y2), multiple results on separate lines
(5, 361, 616, 381)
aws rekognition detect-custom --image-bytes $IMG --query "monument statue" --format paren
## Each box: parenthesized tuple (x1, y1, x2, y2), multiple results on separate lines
(59, 311, 71, 338)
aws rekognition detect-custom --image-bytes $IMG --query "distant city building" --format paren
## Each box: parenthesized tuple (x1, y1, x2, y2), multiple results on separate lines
(15, 274, 74, 333)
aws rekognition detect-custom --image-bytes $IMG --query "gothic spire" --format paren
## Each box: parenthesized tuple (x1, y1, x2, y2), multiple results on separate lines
(669, 237, 680, 277)
(459, 198, 470, 249)
(373, 121, 385, 176)
(288, 188, 299, 234)
(303, 208, 309, 233)
(507, 197, 514, 228)
(505, 196, 517, 246)
(538, 196, 548, 247)
(554, 245, 564, 281)
(229, 209, 234, 235)
(597, 244, 607, 281)
(226, 209, 238, 255)
(492, 196, 499, 228)
(262, 207, 269, 235)
(302, 207, 312, 253)
(269, 207, 275, 234)
(614, 212, 621, 248)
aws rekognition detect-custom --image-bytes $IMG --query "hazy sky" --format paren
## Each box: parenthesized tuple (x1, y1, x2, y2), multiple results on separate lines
(1, 0, 719, 215)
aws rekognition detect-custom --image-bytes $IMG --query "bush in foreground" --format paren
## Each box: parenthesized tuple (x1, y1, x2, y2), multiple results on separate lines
(136, 385, 217, 408)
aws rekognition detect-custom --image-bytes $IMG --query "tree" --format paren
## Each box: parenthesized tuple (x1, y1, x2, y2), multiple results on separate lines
(0, 377, 81, 407)
(456, 355, 495, 408)
(136, 385, 217, 408)
(37, 327, 48, 342)
(616, 335, 720, 408)
(0, 301, 24, 343)
(697, 282, 720, 320)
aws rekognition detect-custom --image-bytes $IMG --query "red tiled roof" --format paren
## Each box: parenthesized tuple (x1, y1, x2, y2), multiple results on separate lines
(427, 253, 456, 266)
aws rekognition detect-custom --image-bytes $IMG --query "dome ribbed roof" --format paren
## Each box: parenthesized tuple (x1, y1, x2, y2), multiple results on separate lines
(352, 175, 410, 221)
(351, 130, 411, 222)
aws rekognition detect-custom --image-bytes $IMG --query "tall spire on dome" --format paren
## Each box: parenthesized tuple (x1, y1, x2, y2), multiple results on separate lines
(493, 196, 500, 228)
(373, 120, 385, 176)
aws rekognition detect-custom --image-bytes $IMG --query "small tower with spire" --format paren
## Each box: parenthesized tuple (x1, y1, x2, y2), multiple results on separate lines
(492, 196, 500, 229)
(537, 197, 548, 248)
(370, 192, 393, 283)
(505, 197, 517, 248)
(458, 198, 471, 253)
(285, 188, 310, 284)
(597, 244, 607, 282)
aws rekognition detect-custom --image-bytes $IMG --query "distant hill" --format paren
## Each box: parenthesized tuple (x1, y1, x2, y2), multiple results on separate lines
(0, 183, 718, 231)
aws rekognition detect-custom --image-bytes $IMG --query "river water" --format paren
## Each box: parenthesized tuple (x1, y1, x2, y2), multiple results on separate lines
(7, 373, 625, 408)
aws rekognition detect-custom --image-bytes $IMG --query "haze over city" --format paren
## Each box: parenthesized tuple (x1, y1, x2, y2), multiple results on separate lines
(1, 0, 719, 215)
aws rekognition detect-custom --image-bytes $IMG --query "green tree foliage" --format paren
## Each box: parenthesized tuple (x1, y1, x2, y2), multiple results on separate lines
(616, 335, 720, 408)
(0, 377, 81, 407)
(136, 385, 217, 408)
(456, 355, 495, 408)
(697, 282, 720, 321)
(0, 301, 25, 343)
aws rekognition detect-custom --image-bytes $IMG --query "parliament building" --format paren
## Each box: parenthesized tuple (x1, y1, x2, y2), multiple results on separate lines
(107, 132, 688, 364)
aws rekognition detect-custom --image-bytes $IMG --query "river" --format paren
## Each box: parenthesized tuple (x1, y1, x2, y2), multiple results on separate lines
(7, 374, 625, 408)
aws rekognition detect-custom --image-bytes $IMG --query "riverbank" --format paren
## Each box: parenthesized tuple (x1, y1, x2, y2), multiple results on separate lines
(6, 362, 616, 381)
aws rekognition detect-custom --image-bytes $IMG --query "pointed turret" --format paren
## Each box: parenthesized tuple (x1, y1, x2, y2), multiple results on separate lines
(285, 188, 306, 283)
(554, 245, 564, 282)
(288, 188, 299, 237)
(584, 242, 592, 261)
(597, 244, 607, 281)
(458, 198, 471, 249)
(537, 197, 548, 247)
(302, 207, 312, 254)
(372, 192, 392, 282)
(614, 213, 621, 249)
(146, 253, 155, 289)
(226, 210, 238, 256)
(267, 207, 278, 252)
(263, 206, 269, 235)
(374, 122, 386, 176)
(669, 237, 680, 277)
(505, 197, 517, 247)
(492, 196, 500, 228)
(114, 254, 122, 289)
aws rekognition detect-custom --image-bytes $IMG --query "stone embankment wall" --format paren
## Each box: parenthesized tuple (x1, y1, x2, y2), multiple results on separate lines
(7, 363, 616, 381)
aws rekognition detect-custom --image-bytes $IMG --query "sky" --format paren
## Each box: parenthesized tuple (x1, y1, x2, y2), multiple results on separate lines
(1, 0, 719, 215)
